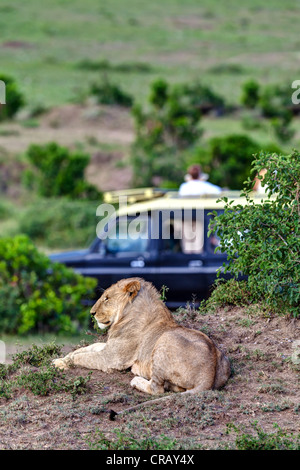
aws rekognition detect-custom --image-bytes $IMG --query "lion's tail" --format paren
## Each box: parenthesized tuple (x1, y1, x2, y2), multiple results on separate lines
(109, 351, 231, 420)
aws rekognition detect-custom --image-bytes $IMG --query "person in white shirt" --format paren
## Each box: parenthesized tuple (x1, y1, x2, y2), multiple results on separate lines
(253, 168, 267, 194)
(178, 164, 222, 196)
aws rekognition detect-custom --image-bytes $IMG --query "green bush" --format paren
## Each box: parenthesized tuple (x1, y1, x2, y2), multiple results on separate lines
(0, 235, 97, 334)
(239, 80, 294, 143)
(192, 134, 282, 190)
(259, 84, 292, 119)
(24, 142, 101, 200)
(207, 134, 259, 189)
(240, 79, 260, 109)
(90, 75, 133, 107)
(18, 198, 98, 248)
(76, 59, 153, 74)
(199, 279, 254, 313)
(258, 84, 295, 142)
(149, 78, 169, 109)
(209, 151, 300, 316)
(0, 74, 25, 121)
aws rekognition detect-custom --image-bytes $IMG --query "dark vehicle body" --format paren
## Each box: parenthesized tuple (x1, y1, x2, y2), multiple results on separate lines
(50, 192, 243, 307)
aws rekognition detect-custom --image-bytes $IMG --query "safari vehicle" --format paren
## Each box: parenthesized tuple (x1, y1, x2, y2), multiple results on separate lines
(49, 188, 257, 307)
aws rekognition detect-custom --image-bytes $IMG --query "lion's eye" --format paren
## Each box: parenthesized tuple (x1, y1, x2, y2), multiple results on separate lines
(104, 297, 109, 302)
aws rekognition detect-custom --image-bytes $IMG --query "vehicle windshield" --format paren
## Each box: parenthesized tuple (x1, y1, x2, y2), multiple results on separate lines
(99, 217, 150, 254)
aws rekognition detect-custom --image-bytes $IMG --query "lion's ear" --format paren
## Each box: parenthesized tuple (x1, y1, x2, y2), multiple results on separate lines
(124, 280, 141, 301)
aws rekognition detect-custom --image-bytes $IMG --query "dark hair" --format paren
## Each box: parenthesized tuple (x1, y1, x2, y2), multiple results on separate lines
(188, 164, 201, 180)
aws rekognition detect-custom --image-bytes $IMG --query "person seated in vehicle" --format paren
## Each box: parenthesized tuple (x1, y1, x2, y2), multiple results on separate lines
(178, 165, 222, 197)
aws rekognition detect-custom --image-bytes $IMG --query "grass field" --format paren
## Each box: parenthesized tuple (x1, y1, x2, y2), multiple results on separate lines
(1, 0, 300, 107)
(1, 0, 300, 248)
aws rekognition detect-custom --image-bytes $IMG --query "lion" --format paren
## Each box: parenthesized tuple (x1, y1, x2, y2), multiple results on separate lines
(53, 277, 231, 397)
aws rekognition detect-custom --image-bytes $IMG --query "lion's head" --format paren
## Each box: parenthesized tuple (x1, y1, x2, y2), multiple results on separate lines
(90, 278, 142, 330)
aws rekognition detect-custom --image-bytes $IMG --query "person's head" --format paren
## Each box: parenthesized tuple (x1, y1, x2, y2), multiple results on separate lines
(187, 164, 201, 180)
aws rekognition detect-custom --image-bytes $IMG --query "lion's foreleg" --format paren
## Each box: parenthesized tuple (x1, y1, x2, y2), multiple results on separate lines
(130, 376, 164, 395)
(53, 343, 106, 370)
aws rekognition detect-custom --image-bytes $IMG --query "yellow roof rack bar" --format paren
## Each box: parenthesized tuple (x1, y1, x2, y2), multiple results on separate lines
(103, 187, 168, 204)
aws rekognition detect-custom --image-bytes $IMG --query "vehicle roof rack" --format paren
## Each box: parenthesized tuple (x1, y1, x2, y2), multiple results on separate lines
(103, 187, 168, 205)
(104, 187, 267, 205)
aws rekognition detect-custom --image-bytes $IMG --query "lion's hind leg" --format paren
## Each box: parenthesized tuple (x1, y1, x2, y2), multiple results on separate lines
(130, 376, 164, 395)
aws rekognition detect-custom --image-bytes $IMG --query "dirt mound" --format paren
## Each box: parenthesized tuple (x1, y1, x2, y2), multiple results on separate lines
(0, 307, 299, 450)
(40, 103, 133, 134)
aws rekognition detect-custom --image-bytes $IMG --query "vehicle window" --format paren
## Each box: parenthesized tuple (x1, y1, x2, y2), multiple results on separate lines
(162, 218, 204, 254)
(161, 220, 182, 253)
(100, 218, 150, 254)
(181, 219, 204, 254)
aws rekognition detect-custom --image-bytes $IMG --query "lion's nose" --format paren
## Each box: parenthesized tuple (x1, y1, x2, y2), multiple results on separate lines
(90, 309, 96, 316)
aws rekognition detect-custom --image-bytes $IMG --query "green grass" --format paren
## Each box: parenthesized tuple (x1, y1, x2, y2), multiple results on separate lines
(0, 342, 93, 399)
(226, 422, 300, 450)
(88, 429, 182, 450)
(1, 0, 300, 107)
(0, 0, 300, 252)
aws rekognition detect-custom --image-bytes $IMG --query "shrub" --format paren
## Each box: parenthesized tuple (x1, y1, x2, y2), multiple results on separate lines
(239, 81, 294, 143)
(240, 79, 260, 109)
(208, 134, 259, 189)
(0, 74, 25, 121)
(209, 63, 245, 75)
(76, 59, 153, 74)
(199, 279, 254, 313)
(18, 198, 98, 248)
(209, 151, 300, 316)
(177, 82, 225, 114)
(192, 134, 282, 190)
(0, 235, 97, 334)
(258, 84, 295, 142)
(89, 75, 133, 107)
(24, 142, 101, 200)
(259, 84, 292, 119)
(149, 78, 169, 109)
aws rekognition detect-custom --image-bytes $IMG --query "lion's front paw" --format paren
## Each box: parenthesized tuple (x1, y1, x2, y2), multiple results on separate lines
(52, 358, 70, 370)
(130, 376, 140, 389)
(130, 376, 150, 392)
